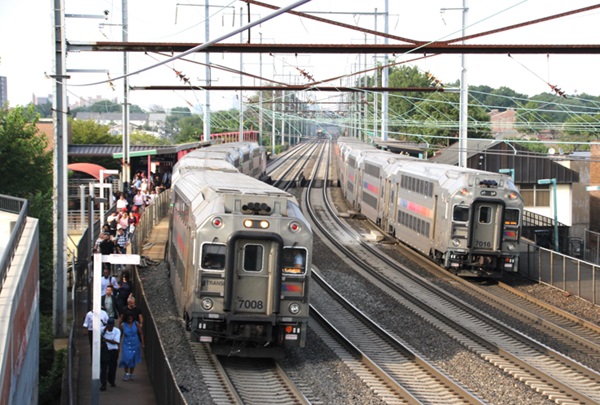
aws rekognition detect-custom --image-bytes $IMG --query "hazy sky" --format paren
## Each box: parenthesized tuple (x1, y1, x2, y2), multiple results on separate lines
(1, 0, 598, 111)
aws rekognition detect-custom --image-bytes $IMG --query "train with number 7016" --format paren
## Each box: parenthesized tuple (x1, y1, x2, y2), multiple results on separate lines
(166, 142, 313, 357)
(336, 137, 523, 278)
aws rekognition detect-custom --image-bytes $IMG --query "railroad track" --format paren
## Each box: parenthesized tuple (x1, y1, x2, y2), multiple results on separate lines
(302, 140, 600, 404)
(310, 270, 484, 404)
(191, 342, 311, 405)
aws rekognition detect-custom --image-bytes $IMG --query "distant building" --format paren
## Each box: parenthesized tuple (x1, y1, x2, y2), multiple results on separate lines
(33, 94, 52, 106)
(0, 76, 7, 107)
(74, 111, 167, 136)
(489, 108, 517, 138)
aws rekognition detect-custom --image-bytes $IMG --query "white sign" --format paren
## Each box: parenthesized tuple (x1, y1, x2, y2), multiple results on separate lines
(586, 186, 600, 191)
(102, 254, 141, 265)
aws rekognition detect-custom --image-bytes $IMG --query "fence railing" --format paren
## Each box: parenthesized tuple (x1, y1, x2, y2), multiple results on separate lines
(519, 240, 600, 305)
(0, 194, 28, 294)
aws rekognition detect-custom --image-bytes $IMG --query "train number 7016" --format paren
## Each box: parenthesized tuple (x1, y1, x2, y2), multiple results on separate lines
(474, 240, 492, 248)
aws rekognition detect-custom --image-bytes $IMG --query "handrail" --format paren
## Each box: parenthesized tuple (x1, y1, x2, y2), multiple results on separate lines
(0, 194, 28, 293)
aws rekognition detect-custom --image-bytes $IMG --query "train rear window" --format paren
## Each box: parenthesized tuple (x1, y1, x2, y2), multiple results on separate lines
(282, 248, 307, 275)
(453, 206, 469, 222)
(478, 206, 492, 224)
(201, 244, 226, 270)
(505, 209, 520, 225)
(243, 245, 263, 272)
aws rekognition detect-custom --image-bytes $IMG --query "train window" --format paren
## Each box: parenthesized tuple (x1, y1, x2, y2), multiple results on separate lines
(505, 209, 520, 225)
(201, 244, 226, 270)
(479, 206, 492, 224)
(282, 248, 307, 274)
(453, 206, 469, 222)
(243, 244, 263, 272)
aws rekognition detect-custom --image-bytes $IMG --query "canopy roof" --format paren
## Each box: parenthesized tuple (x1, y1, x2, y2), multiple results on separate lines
(67, 163, 114, 181)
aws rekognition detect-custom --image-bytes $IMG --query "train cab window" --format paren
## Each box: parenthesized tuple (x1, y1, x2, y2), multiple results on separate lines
(505, 209, 520, 226)
(282, 248, 307, 275)
(243, 244, 263, 272)
(201, 244, 226, 270)
(453, 206, 469, 222)
(478, 206, 492, 224)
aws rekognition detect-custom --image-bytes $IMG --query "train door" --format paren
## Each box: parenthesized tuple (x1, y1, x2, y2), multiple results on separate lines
(470, 202, 502, 252)
(232, 239, 277, 316)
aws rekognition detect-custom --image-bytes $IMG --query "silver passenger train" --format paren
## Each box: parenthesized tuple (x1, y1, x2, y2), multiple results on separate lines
(166, 142, 313, 357)
(336, 137, 523, 278)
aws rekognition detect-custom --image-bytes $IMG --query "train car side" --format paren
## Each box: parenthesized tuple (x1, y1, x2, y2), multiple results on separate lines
(337, 138, 523, 278)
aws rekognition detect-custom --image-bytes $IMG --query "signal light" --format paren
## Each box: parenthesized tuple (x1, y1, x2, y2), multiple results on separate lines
(212, 217, 223, 228)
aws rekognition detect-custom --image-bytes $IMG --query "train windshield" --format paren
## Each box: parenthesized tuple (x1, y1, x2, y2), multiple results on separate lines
(201, 243, 226, 270)
(453, 205, 469, 222)
(504, 209, 520, 226)
(282, 248, 307, 275)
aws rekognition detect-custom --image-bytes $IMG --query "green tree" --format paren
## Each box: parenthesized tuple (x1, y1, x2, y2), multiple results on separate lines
(71, 119, 120, 144)
(0, 105, 53, 196)
(165, 106, 192, 140)
(0, 105, 60, 403)
(407, 92, 491, 146)
(175, 114, 203, 143)
(470, 85, 528, 110)
(130, 130, 172, 145)
(33, 101, 53, 118)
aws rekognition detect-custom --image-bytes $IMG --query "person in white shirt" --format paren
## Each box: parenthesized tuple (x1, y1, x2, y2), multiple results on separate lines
(101, 267, 119, 297)
(100, 318, 121, 390)
(83, 308, 109, 358)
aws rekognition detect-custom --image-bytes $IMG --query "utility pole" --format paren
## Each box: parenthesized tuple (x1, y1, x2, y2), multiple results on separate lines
(122, 0, 131, 187)
(52, 0, 68, 338)
(203, 1, 211, 142)
(239, 7, 244, 142)
(381, 0, 389, 141)
(458, 0, 469, 167)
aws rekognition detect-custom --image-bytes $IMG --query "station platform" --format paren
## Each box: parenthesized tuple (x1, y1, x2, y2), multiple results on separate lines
(75, 293, 157, 405)
(73, 219, 171, 405)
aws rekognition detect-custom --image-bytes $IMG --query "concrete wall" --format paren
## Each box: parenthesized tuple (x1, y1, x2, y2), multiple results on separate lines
(0, 214, 39, 405)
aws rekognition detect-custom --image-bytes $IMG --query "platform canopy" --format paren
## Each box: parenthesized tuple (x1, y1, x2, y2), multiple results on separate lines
(67, 163, 114, 181)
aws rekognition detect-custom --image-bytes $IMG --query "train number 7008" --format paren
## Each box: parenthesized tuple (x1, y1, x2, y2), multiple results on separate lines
(238, 300, 264, 310)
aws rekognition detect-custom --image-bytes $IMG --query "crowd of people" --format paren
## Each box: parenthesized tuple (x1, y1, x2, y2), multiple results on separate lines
(84, 170, 167, 392)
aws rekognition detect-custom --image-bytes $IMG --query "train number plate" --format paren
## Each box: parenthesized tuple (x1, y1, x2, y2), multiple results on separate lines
(474, 240, 492, 248)
(238, 300, 264, 310)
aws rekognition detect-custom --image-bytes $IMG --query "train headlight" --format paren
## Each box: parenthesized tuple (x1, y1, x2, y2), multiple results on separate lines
(508, 192, 519, 200)
(289, 222, 301, 233)
(288, 302, 301, 314)
(459, 188, 469, 196)
(452, 238, 461, 247)
(212, 217, 223, 229)
(506, 243, 516, 251)
(243, 219, 271, 229)
(201, 298, 214, 311)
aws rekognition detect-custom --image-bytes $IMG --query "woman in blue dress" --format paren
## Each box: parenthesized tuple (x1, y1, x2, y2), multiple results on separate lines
(119, 313, 144, 381)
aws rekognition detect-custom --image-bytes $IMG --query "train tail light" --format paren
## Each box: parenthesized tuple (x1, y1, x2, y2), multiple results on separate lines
(289, 222, 301, 233)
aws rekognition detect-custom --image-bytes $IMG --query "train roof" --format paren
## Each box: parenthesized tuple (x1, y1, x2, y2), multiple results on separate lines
(174, 170, 297, 223)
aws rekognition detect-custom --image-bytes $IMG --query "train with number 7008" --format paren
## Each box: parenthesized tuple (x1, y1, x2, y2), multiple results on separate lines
(166, 142, 312, 357)
(336, 137, 523, 278)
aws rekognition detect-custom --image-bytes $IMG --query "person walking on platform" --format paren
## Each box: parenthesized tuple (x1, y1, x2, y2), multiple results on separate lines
(117, 272, 132, 312)
(119, 313, 144, 381)
(101, 285, 120, 323)
(83, 308, 108, 359)
(100, 318, 121, 391)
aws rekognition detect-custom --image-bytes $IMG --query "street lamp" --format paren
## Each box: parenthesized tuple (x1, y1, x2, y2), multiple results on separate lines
(538, 178, 559, 252)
